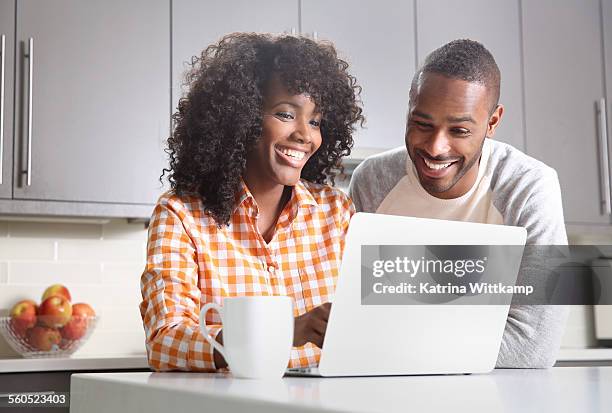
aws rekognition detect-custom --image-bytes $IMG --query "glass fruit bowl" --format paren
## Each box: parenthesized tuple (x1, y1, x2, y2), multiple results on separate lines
(0, 315, 99, 358)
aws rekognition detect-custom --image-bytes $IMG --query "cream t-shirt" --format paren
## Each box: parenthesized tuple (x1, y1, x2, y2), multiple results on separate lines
(376, 138, 503, 224)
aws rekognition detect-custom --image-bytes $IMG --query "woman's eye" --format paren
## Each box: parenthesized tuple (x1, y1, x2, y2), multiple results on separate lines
(310, 119, 321, 128)
(276, 112, 294, 120)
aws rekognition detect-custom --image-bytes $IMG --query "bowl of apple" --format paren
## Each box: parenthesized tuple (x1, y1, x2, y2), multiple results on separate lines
(0, 284, 98, 358)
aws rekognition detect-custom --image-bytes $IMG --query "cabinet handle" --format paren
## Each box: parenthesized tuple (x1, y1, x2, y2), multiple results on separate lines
(25, 38, 33, 186)
(597, 98, 611, 215)
(0, 35, 5, 185)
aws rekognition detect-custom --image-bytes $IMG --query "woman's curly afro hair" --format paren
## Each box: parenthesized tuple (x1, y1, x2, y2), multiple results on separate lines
(163, 32, 364, 226)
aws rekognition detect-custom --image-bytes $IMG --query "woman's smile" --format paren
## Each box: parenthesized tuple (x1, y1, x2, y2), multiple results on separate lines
(274, 144, 310, 167)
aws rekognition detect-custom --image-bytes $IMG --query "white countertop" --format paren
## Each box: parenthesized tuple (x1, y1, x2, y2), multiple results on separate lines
(0, 354, 148, 373)
(0, 349, 608, 374)
(70, 367, 612, 413)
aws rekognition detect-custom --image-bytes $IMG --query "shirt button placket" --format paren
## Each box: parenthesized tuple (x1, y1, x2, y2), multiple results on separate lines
(267, 263, 278, 295)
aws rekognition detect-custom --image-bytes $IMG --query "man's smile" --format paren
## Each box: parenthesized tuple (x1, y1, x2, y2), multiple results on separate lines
(415, 151, 461, 179)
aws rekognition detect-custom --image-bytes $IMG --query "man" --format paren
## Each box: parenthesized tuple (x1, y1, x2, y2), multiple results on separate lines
(349, 39, 568, 368)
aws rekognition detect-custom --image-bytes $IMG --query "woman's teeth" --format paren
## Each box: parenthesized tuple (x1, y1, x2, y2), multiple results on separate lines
(279, 147, 306, 160)
(423, 158, 453, 170)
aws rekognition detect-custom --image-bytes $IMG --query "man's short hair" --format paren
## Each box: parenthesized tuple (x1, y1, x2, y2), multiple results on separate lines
(411, 39, 501, 111)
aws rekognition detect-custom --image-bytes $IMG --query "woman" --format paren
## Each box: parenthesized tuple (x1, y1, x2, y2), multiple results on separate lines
(140, 33, 363, 371)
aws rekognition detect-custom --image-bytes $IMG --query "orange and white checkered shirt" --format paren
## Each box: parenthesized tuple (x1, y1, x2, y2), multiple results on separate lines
(140, 179, 354, 371)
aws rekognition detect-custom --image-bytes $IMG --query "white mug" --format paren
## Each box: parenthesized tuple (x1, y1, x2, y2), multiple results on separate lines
(199, 295, 294, 379)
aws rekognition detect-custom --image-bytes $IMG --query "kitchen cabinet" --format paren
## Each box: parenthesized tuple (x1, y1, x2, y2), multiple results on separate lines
(11, 0, 169, 206)
(0, 0, 15, 199)
(174, 0, 415, 157)
(605, 0, 612, 195)
(0, 0, 170, 218)
(0, 1, 608, 220)
(301, 0, 415, 155)
(172, 0, 299, 112)
(522, 0, 609, 224)
(415, 0, 524, 152)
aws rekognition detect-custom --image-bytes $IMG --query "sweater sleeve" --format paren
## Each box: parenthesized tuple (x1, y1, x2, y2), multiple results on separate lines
(348, 159, 370, 213)
(496, 169, 569, 368)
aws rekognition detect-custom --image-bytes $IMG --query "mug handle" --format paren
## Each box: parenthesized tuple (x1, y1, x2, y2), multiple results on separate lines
(199, 302, 228, 363)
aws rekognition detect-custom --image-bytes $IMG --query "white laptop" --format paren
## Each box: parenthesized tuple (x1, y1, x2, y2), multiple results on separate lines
(287, 212, 527, 377)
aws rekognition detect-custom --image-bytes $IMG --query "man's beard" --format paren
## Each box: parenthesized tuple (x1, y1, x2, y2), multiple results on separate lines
(412, 137, 486, 194)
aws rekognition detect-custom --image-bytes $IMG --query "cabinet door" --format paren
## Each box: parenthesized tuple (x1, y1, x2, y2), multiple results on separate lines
(12, 0, 170, 205)
(301, 0, 416, 154)
(522, 0, 607, 224)
(172, 0, 299, 112)
(416, 0, 524, 152)
(0, 0, 14, 199)
(605, 0, 612, 166)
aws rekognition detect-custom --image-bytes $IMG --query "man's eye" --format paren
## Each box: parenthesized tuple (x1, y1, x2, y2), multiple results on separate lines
(452, 128, 470, 136)
(413, 121, 432, 129)
(276, 112, 294, 120)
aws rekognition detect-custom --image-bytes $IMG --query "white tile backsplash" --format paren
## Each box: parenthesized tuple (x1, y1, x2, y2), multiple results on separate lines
(0, 219, 148, 358)
(97, 306, 144, 331)
(7, 221, 102, 239)
(560, 306, 597, 348)
(101, 220, 149, 241)
(0, 239, 56, 261)
(0, 284, 50, 305)
(101, 262, 145, 284)
(57, 240, 145, 262)
(8, 261, 103, 284)
(0, 262, 7, 284)
(75, 329, 146, 356)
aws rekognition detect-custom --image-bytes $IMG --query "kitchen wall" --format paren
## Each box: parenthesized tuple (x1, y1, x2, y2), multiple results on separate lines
(0, 219, 149, 357)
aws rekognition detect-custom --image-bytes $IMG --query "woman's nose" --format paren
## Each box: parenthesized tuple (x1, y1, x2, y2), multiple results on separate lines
(290, 120, 312, 144)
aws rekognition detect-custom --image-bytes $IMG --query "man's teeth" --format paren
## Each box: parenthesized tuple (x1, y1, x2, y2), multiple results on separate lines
(279, 147, 305, 160)
(423, 158, 453, 170)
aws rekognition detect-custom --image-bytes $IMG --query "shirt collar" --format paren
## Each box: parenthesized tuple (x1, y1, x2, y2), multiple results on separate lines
(291, 179, 318, 209)
(234, 178, 318, 216)
(234, 179, 257, 216)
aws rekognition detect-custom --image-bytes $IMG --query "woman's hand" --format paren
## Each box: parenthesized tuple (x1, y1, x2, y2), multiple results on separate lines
(293, 302, 332, 348)
(213, 330, 228, 369)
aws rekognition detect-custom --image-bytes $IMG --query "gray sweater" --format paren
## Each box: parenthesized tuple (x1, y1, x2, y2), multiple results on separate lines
(348, 139, 569, 368)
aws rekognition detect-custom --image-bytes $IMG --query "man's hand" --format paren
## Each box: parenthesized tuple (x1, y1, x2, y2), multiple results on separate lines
(293, 302, 332, 348)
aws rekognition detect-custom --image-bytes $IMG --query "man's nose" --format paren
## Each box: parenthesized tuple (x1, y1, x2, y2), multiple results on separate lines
(425, 130, 451, 158)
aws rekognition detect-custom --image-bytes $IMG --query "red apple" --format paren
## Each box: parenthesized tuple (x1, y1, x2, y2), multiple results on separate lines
(72, 303, 95, 318)
(41, 284, 72, 302)
(60, 303, 95, 340)
(9, 300, 38, 337)
(38, 296, 73, 328)
(27, 326, 61, 351)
